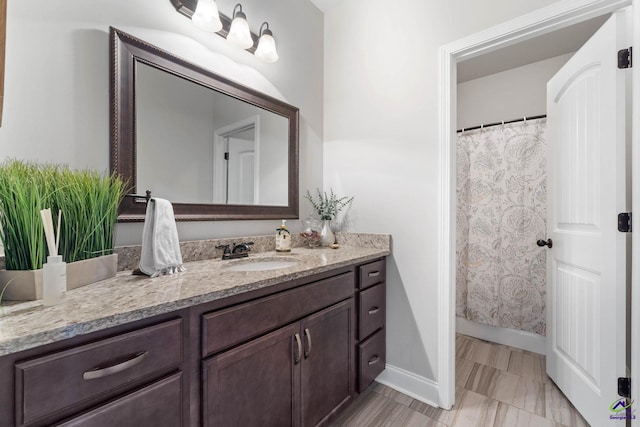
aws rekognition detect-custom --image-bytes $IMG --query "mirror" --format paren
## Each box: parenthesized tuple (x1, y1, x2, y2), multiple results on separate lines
(110, 27, 299, 221)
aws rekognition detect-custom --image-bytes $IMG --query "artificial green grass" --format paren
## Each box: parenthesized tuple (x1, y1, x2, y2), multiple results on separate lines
(0, 160, 126, 270)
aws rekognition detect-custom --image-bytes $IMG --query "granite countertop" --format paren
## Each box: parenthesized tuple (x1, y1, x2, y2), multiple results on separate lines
(0, 245, 389, 357)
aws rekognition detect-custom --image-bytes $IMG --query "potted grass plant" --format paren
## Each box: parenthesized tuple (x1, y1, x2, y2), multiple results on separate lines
(0, 160, 126, 301)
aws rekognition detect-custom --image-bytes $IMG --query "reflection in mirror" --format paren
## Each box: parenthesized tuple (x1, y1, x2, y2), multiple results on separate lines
(136, 63, 289, 206)
(110, 27, 299, 221)
(217, 124, 256, 205)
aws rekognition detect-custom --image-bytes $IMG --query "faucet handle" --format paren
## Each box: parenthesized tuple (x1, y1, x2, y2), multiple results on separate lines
(215, 244, 231, 254)
(232, 242, 254, 254)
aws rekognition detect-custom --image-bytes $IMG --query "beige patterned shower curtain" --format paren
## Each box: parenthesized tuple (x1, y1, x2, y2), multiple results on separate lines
(456, 118, 547, 335)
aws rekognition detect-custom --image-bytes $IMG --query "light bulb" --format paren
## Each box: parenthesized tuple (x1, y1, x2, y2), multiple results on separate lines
(192, 0, 223, 32)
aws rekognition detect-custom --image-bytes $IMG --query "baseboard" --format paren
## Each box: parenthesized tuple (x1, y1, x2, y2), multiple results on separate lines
(375, 364, 440, 408)
(456, 317, 546, 354)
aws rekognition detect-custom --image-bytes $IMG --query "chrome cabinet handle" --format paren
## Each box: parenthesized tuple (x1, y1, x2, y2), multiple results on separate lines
(368, 306, 380, 315)
(368, 355, 380, 366)
(83, 351, 148, 380)
(368, 271, 380, 278)
(304, 328, 312, 358)
(294, 333, 302, 364)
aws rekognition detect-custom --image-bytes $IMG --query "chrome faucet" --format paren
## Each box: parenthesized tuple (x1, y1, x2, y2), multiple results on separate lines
(216, 242, 254, 260)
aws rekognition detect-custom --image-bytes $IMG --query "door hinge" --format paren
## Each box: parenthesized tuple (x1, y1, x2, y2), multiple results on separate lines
(224, 152, 229, 160)
(618, 212, 632, 232)
(618, 47, 632, 69)
(619, 377, 631, 398)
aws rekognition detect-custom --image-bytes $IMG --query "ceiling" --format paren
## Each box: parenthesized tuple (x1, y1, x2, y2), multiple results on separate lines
(457, 15, 609, 82)
(309, 0, 342, 13)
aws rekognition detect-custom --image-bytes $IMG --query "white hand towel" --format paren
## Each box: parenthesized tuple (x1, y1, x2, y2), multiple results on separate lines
(139, 198, 185, 277)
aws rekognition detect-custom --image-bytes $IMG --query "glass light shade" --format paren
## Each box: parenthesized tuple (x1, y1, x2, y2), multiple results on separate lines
(192, 0, 223, 32)
(227, 15, 254, 49)
(255, 32, 279, 62)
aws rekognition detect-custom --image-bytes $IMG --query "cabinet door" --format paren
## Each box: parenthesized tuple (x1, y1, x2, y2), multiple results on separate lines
(300, 299, 354, 427)
(203, 323, 301, 427)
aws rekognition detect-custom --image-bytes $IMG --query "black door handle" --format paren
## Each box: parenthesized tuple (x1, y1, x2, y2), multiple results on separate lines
(536, 239, 553, 248)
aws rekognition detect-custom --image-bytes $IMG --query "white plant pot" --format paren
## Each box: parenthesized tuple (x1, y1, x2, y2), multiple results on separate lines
(0, 253, 118, 301)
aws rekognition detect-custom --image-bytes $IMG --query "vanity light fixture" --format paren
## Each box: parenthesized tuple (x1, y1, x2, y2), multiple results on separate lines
(255, 22, 279, 63)
(174, 0, 278, 62)
(226, 4, 254, 50)
(192, 0, 223, 32)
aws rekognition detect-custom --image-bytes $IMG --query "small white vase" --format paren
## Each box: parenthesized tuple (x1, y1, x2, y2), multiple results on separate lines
(320, 220, 335, 247)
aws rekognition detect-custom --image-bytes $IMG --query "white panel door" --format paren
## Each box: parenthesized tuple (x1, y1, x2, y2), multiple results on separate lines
(546, 12, 629, 426)
(227, 136, 256, 205)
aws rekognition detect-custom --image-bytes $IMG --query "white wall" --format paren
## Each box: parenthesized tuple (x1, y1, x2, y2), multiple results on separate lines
(457, 53, 573, 130)
(258, 112, 289, 205)
(323, 0, 563, 404)
(1, 0, 323, 245)
(137, 63, 216, 204)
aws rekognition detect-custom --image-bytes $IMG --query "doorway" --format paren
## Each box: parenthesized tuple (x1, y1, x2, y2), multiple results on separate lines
(213, 116, 261, 205)
(453, 17, 608, 355)
(438, 0, 638, 421)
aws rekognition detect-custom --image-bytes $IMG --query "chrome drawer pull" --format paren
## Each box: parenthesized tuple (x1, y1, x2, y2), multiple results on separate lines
(83, 351, 148, 380)
(368, 355, 380, 366)
(368, 306, 380, 315)
(367, 271, 380, 278)
(304, 328, 312, 358)
(294, 333, 302, 364)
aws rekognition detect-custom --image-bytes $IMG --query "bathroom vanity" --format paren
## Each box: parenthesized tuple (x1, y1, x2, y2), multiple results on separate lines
(0, 246, 388, 426)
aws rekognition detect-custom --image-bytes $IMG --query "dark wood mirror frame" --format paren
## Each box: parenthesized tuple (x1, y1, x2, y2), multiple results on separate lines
(0, 0, 6, 125)
(109, 27, 299, 222)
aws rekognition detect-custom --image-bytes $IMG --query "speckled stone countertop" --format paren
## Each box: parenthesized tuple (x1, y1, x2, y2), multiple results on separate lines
(0, 242, 390, 357)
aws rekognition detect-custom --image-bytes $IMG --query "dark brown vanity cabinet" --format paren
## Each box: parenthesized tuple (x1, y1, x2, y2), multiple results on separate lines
(202, 272, 356, 427)
(203, 300, 354, 427)
(357, 259, 387, 392)
(1, 313, 189, 427)
(0, 257, 387, 427)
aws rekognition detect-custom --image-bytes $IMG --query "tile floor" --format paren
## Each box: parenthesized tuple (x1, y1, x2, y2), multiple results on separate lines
(331, 334, 589, 427)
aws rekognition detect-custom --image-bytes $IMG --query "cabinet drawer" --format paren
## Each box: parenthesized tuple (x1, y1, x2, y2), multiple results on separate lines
(359, 260, 385, 290)
(16, 319, 182, 426)
(56, 372, 183, 427)
(358, 329, 385, 393)
(203, 272, 354, 357)
(359, 283, 385, 340)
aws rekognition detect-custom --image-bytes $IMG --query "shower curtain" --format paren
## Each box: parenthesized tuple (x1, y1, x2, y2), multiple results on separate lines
(456, 118, 547, 335)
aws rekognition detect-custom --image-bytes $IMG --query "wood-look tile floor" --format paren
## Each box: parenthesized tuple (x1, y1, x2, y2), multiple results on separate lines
(331, 334, 589, 427)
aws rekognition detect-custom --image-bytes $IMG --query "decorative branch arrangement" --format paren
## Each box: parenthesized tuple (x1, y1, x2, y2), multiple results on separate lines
(305, 188, 353, 221)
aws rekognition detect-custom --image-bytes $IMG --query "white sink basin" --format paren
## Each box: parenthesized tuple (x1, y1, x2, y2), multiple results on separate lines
(224, 259, 299, 272)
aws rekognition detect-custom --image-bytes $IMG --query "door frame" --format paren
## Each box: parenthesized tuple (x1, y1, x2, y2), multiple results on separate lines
(437, 0, 638, 413)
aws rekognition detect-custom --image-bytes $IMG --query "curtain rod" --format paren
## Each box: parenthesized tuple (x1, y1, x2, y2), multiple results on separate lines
(456, 114, 546, 133)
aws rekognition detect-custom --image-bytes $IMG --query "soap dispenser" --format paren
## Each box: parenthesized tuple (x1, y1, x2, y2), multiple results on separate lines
(276, 220, 292, 253)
